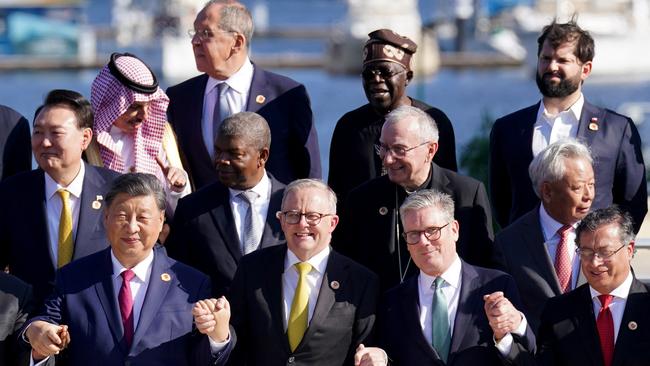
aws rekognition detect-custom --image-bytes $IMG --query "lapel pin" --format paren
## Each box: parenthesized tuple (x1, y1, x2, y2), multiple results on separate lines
(255, 95, 266, 104)
(588, 117, 599, 131)
(92, 200, 102, 210)
(628, 321, 638, 330)
(161, 273, 171, 282)
(379, 207, 388, 215)
(330, 280, 340, 290)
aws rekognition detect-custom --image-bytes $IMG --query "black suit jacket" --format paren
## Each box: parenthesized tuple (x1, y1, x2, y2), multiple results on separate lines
(0, 104, 31, 181)
(0, 272, 33, 366)
(166, 173, 286, 297)
(378, 261, 535, 365)
(534, 278, 650, 366)
(489, 100, 647, 231)
(339, 162, 494, 291)
(0, 164, 119, 304)
(166, 66, 321, 189)
(228, 245, 379, 366)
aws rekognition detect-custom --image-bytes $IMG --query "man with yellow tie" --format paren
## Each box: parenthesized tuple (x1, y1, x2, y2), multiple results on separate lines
(196, 179, 379, 365)
(0, 89, 119, 306)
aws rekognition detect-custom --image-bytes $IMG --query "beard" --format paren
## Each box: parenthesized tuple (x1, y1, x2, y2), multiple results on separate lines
(535, 72, 581, 98)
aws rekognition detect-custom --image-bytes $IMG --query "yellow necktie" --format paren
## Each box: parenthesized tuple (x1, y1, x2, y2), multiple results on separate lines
(287, 262, 312, 352)
(57, 189, 73, 268)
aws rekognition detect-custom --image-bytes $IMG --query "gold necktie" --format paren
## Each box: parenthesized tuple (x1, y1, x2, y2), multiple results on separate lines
(287, 262, 312, 352)
(57, 189, 73, 268)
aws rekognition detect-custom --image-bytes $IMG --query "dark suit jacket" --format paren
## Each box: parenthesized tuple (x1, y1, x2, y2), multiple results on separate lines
(378, 261, 535, 365)
(228, 245, 379, 366)
(27, 246, 232, 366)
(166, 66, 321, 189)
(489, 100, 647, 232)
(493, 207, 586, 334)
(0, 164, 119, 304)
(534, 278, 650, 366)
(338, 162, 494, 291)
(166, 173, 286, 297)
(0, 105, 31, 181)
(0, 272, 33, 366)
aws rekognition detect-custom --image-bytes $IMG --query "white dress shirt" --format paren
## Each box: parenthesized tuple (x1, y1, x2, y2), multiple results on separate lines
(539, 205, 581, 290)
(282, 246, 330, 330)
(532, 94, 584, 157)
(44, 163, 85, 267)
(202, 57, 254, 158)
(589, 271, 634, 342)
(228, 171, 271, 252)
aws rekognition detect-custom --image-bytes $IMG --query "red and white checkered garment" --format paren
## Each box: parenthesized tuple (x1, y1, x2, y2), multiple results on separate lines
(91, 55, 169, 180)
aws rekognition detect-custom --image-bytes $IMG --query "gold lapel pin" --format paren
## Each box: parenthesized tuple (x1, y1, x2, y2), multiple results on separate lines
(92, 201, 102, 210)
(379, 207, 388, 215)
(628, 321, 638, 330)
(330, 280, 340, 290)
(161, 273, 171, 282)
(588, 117, 599, 131)
(255, 95, 266, 104)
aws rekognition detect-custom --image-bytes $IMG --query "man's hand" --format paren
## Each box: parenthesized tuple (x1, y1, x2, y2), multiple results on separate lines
(354, 344, 388, 366)
(483, 291, 523, 341)
(26, 321, 70, 361)
(193, 297, 231, 343)
(156, 155, 187, 193)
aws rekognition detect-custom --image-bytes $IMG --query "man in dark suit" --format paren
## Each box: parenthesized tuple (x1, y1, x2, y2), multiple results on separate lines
(203, 179, 379, 366)
(0, 272, 33, 366)
(489, 20, 646, 232)
(339, 105, 493, 291)
(24, 173, 233, 365)
(166, 112, 286, 297)
(494, 139, 594, 333)
(0, 90, 119, 306)
(167, 0, 320, 189)
(354, 189, 534, 366)
(0, 104, 31, 181)
(532, 206, 650, 366)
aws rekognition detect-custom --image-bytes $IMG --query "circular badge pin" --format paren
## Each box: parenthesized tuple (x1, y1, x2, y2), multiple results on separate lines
(92, 200, 102, 210)
(256, 95, 266, 104)
(330, 280, 340, 290)
(161, 273, 171, 282)
(379, 207, 388, 215)
(588, 122, 599, 131)
(628, 321, 638, 330)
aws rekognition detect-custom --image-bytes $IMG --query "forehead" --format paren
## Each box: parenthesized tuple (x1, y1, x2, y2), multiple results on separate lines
(402, 206, 446, 229)
(578, 223, 622, 248)
(381, 118, 419, 143)
(215, 134, 253, 149)
(34, 105, 78, 129)
(107, 193, 160, 212)
(196, 4, 222, 26)
(561, 157, 594, 179)
(282, 187, 330, 210)
(364, 60, 403, 70)
(541, 39, 577, 57)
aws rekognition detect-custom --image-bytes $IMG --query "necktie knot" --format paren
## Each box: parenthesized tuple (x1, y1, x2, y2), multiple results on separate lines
(122, 269, 135, 282)
(557, 224, 572, 238)
(598, 294, 614, 309)
(432, 276, 445, 291)
(239, 190, 258, 205)
(295, 262, 312, 277)
(57, 188, 70, 200)
(216, 82, 228, 95)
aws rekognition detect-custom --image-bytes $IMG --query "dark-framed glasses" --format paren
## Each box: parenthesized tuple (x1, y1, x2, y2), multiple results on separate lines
(276, 211, 333, 226)
(374, 141, 431, 158)
(361, 68, 406, 80)
(575, 243, 627, 261)
(402, 223, 450, 245)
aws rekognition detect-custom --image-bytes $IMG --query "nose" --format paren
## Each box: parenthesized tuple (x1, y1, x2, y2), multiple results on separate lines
(382, 151, 396, 165)
(191, 33, 201, 45)
(125, 216, 140, 234)
(137, 106, 148, 120)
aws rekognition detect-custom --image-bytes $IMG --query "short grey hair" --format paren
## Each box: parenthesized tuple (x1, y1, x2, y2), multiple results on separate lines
(399, 189, 455, 224)
(282, 179, 337, 214)
(528, 138, 593, 198)
(217, 111, 271, 150)
(576, 205, 635, 247)
(383, 105, 439, 143)
(105, 173, 166, 211)
(204, 0, 254, 46)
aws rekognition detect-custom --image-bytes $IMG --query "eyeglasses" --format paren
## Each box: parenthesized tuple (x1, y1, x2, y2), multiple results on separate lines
(188, 29, 234, 41)
(276, 211, 334, 226)
(361, 68, 406, 80)
(402, 223, 450, 245)
(575, 243, 627, 261)
(374, 141, 431, 159)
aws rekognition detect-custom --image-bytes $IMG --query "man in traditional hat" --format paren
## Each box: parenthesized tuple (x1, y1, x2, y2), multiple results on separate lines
(328, 28, 457, 208)
(89, 52, 190, 215)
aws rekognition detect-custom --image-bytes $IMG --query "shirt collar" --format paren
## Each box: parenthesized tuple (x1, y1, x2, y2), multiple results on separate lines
(205, 57, 254, 95)
(228, 170, 271, 201)
(536, 93, 585, 124)
(539, 204, 578, 241)
(111, 249, 155, 283)
(284, 245, 331, 276)
(589, 270, 634, 301)
(44, 162, 85, 200)
(419, 254, 462, 292)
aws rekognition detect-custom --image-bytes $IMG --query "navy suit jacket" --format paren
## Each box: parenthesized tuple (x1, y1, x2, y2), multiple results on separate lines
(27, 246, 232, 366)
(0, 164, 119, 305)
(166, 173, 286, 297)
(0, 273, 33, 366)
(378, 261, 535, 365)
(489, 100, 647, 232)
(166, 66, 321, 189)
(0, 104, 31, 181)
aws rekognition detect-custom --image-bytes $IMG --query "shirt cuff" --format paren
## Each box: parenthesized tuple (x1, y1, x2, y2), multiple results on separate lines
(30, 354, 50, 366)
(493, 312, 528, 356)
(208, 332, 231, 354)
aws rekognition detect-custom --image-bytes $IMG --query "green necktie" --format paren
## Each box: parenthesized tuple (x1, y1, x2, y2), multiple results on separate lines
(431, 276, 451, 362)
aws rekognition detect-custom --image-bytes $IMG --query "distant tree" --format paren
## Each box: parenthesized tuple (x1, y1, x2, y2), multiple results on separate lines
(460, 110, 492, 187)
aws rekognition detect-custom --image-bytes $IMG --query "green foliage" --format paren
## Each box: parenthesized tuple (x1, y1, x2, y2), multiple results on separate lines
(460, 110, 493, 187)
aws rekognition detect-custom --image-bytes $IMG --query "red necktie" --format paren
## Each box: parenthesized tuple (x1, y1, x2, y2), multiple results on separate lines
(119, 269, 136, 347)
(597, 294, 615, 366)
(554, 225, 572, 293)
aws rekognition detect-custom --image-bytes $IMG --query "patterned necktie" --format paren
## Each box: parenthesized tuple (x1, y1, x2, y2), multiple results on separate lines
(597, 294, 615, 366)
(555, 225, 572, 293)
(239, 190, 261, 254)
(119, 269, 136, 348)
(288, 262, 312, 352)
(57, 189, 73, 268)
(212, 82, 230, 142)
(431, 277, 451, 362)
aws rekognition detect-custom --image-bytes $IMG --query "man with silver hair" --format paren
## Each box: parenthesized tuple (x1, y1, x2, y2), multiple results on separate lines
(494, 138, 595, 333)
(354, 189, 534, 366)
(339, 105, 493, 291)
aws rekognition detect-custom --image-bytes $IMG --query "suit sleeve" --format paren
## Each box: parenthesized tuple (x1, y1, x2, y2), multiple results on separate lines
(345, 272, 380, 365)
(499, 275, 536, 365)
(289, 84, 321, 180)
(470, 181, 495, 267)
(226, 260, 248, 365)
(489, 120, 512, 229)
(430, 108, 458, 172)
(492, 234, 510, 273)
(2, 116, 32, 181)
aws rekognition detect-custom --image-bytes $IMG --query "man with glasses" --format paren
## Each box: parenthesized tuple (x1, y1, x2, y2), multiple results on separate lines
(199, 178, 379, 365)
(328, 28, 457, 206)
(530, 206, 649, 366)
(339, 105, 492, 291)
(354, 189, 534, 366)
(493, 139, 594, 334)
(167, 0, 321, 190)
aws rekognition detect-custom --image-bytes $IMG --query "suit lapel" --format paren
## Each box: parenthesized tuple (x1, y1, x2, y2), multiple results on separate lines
(93, 249, 127, 353)
(184, 75, 213, 168)
(427, 163, 451, 194)
(259, 175, 285, 249)
(573, 285, 604, 366)
(448, 262, 480, 362)
(74, 164, 106, 259)
(524, 209, 563, 295)
(400, 275, 442, 360)
(30, 171, 54, 272)
(209, 184, 243, 262)
(246, 66, 268, 113)
(263, 246, 291, 352)
(612, 278, 649, 366)
(576, 101, 604, 148)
